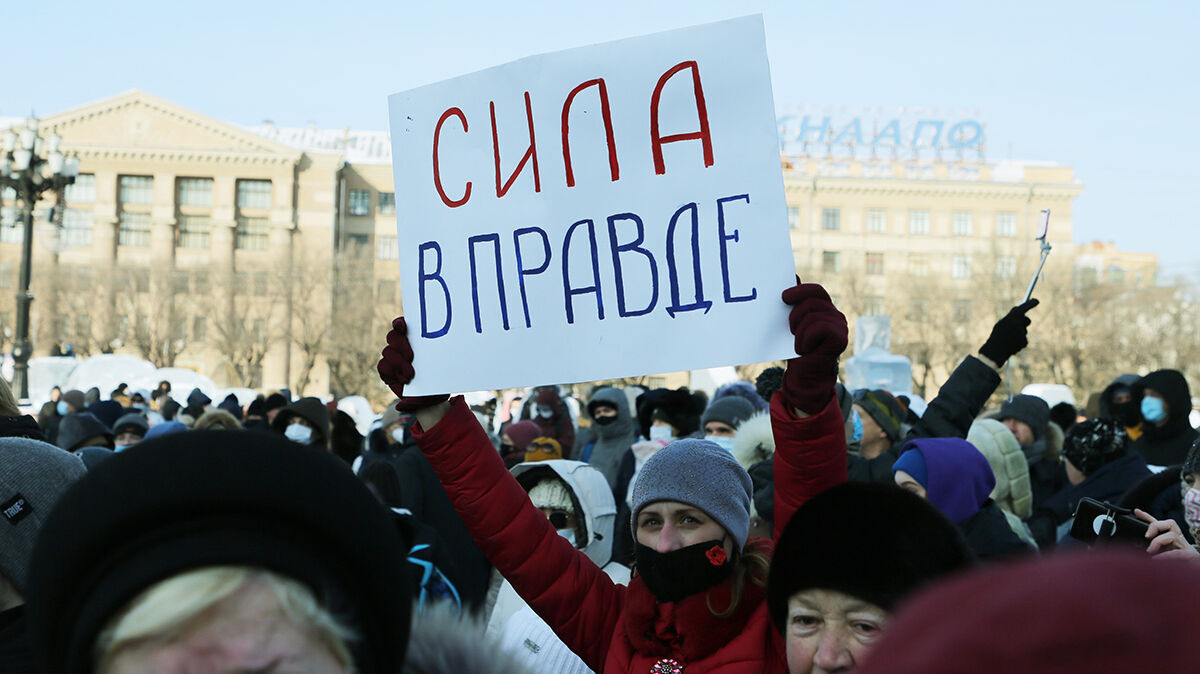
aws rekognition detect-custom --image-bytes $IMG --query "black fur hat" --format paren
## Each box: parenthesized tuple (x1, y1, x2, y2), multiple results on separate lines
(767, 482, 973, 632)
(635, 387, 707, 439)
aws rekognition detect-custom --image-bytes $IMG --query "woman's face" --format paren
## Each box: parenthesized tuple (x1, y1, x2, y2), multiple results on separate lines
(784, 589, 888, 674)
(635, 500, 728, 553)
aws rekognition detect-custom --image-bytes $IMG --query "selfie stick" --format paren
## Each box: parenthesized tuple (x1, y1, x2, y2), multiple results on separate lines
(1007, 209, 1052, 398)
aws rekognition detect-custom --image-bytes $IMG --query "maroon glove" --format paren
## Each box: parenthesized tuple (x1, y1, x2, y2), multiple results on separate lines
(377, 317, 450, 413)
(780, 280, 848, 415)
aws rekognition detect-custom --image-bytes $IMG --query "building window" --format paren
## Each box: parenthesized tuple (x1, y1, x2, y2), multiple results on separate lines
(62, 208, 94, 247)
(908, 254, 929, 277)
(170, 273, 190, 294)
(821, 208, 841, 231)
(996, 257, 1017, 279)
(866, 209, 886, 234)
(787, 206, 801, 229)
(193, 316, 207, 342)
(953, 299, 972, 322)
(865, 252, 885, 276)
(909, 210, 930, 235)
(177, 214, 211, 249)
(996, 212, 1016, 237)
(378, 192, 396, 215)
(348, 189, 371, 216)
(235, 217, 269, 250)
(952, 255, 972, 279)
(65, 174, 96, 203)
(952, 211, 973, 236)
(119, 176, 153, 205)
(862, 297, 885, 316)
(118, 212, 151, 247)
(822, 251, 840, 275)
(177, 178, 214, 207)
(377, 235, 399, 260)
(346, 233, 370, 251)
(236, 180, 272, 209)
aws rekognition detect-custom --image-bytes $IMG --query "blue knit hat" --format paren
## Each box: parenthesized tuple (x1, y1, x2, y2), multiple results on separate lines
(630, 438, 753, 549)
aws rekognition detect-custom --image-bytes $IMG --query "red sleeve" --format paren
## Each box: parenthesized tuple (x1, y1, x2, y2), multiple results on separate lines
(770, 392, 848, 540)
(413, 396, 624, 670)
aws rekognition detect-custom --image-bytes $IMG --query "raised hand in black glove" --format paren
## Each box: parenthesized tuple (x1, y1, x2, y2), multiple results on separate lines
(377, 317, 450, 412)
(979, 299, 1039, 367)
(780, 279, 849, 416)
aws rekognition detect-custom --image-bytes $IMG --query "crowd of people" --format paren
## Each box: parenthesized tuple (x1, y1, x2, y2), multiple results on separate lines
(1, 278, 1199, 672)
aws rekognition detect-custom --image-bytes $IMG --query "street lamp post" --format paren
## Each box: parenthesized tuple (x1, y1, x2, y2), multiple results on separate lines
(1, 117, 79, 403)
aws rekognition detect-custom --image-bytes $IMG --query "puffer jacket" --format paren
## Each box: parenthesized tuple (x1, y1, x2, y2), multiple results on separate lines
(849, 355, 1001, 482)
(414, 392, 847, 673)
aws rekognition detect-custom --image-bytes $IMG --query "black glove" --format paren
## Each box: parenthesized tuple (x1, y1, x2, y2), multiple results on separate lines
(979, 299, 1039, 366)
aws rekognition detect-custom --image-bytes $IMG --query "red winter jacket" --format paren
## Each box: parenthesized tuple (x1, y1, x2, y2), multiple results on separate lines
(413, 391, 846, 673)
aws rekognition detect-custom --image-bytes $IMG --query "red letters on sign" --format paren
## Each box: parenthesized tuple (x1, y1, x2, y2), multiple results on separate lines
(491, 92, 541, 198)
(433, 107, 472, 208)
(649, 61, 714, 176)
(561, 78, 620, 188)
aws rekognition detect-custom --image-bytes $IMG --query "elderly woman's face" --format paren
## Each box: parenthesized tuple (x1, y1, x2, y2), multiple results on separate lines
(104, 579, 345, 674)
(784, 589, 888, 674)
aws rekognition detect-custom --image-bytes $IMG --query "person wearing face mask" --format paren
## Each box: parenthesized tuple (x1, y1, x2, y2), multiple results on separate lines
(486, 463, 631, 673)
(1097, 373, 1142, 437)
(1129, 369, 1198, 468)
(111, 413, 149, 452)
(579, 387, 638, 492)
(376, 278, 851, 672)
(767, 482, 974, 674)
(519, 386, 576, 454)
(270, 396, 331, 449)
(701, 396, 756, 453)
(500, 420, 542, 469)
(41, 389, 85, 446)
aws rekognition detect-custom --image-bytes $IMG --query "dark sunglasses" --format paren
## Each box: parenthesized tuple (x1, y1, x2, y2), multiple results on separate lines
(548, 511, 572, 529)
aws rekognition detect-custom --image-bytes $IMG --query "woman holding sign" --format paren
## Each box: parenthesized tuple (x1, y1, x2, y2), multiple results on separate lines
(378, 280, 850, 673)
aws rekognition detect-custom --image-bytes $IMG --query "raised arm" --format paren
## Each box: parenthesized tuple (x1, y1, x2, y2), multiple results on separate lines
(378, 318, 623, 670)
(771, 281, 850, 538)
(911, 299, 1038, 442)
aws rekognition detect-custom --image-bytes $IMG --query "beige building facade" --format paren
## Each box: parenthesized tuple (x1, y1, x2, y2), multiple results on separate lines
(0, 92, 1156, 398)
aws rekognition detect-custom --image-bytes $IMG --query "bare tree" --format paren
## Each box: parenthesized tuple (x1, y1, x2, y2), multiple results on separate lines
(200, 269, 280, 388)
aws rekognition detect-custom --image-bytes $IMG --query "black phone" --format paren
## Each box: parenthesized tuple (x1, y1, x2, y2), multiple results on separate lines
(1069, 498, 1150, 546)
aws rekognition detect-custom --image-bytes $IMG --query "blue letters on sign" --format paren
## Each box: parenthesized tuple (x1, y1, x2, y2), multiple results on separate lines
(665, 202, 712, 317)
(418, 241, 452, 339)
(513, 226, 552, 329)
(717, 194, 757, 304)
(561, 218, 604, 324)
(468, 233, 510, 333)
(606, 213, 659, 317)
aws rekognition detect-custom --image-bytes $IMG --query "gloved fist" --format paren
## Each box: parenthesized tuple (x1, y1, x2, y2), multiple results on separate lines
(377, 317, 450, 412)
(979, 299, 1039, 367)
(780, 279, 848, 415)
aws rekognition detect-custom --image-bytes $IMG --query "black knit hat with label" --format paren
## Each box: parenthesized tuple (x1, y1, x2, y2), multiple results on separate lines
(26, 430, 411, 674)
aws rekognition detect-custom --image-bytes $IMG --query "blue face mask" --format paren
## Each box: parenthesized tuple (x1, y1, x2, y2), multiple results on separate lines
(850, 409, 864, 444)
(1142, 397, 1167, 423)
(56, 401, 69, 416)
(705, 435, 736, 453)
(114, 445, 131, 453)
(648, 426, 674, 444)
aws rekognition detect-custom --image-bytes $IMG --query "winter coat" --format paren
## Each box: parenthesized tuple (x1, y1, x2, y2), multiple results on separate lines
(732, 411, 776, 526)
(413, 393, 847, 673)
(849, 356, 1001, 483)
(270, 397, 331, 446)
(488, 460, 631, 673)
(0, 606, 34, 674)
(520, 387, 576, 452)
(1130, 370, 1198, 467)
(582, 388, 638, 491)
(358, 439, 493, 611)
(958, 500, 1036, 562)
(1026, 450, 1151, 547)
(1119, 466, 1189, 543)
(1015, 420, 1067, 511)
(967, 420, 1037, 547)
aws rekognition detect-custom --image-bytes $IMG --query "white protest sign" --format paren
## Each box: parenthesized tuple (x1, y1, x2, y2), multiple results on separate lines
(388, 15, 795, 394)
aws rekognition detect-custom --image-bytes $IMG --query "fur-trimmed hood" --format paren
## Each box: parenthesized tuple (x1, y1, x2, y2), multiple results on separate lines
(731, 411, 774, 471)
(404, 603, 528, 673)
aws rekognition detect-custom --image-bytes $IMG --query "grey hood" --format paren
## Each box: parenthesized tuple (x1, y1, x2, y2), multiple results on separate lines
(511, 459, 617, 569)
(585, 387, 637, 490)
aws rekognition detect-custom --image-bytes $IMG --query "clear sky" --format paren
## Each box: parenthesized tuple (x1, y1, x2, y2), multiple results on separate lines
(7, 0, 1197, 278)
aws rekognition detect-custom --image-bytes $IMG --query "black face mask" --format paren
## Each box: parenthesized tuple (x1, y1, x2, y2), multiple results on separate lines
(593, 415, 619, 426)
(1111, 401, 1138, 427)
(634, 539, 733, 603)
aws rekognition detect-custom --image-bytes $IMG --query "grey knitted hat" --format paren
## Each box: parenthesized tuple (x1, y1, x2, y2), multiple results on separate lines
(701, 397, 756, 432)
(630, 438, 753, 549)
(0, 438, 86, 593)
